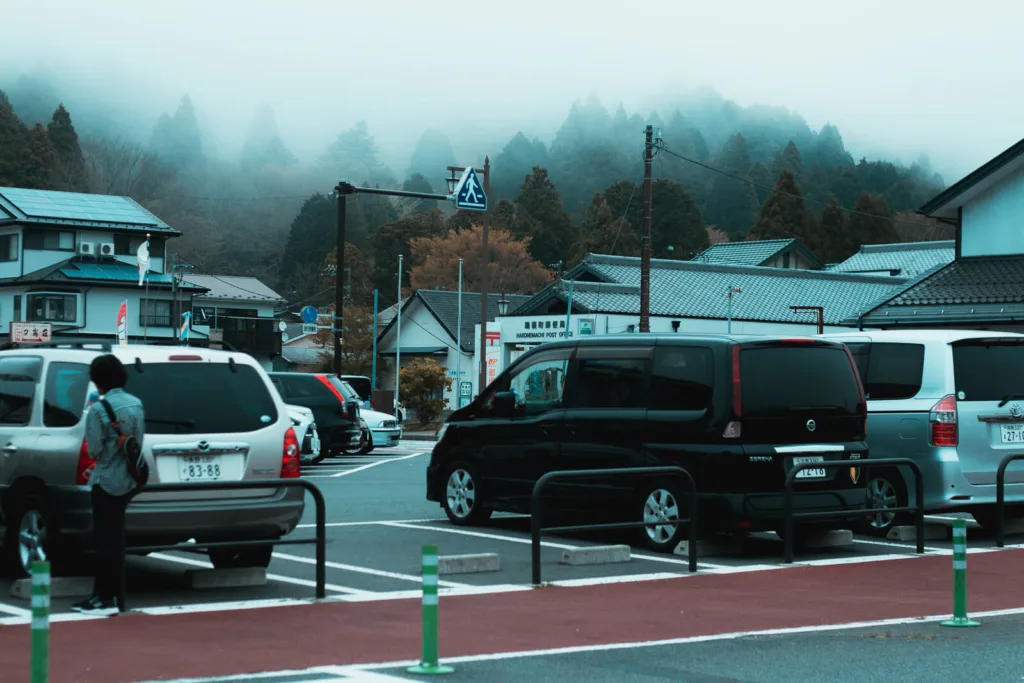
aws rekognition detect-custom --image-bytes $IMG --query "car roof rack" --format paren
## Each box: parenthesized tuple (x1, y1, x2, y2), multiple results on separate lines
(0, 341, 112, 352)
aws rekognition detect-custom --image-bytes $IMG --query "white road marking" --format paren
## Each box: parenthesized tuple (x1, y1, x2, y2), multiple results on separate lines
(270, 550, 471, 588)
(0, 601, 31, 617)
(549, 572, 683, 587)
(130, 665, 419, 683)
(343, 606, 1024, 671)
(297, 518, 449, 529)
(381, 521, 730, 569)
(852, 538, 944, 552)
(148, 552, 371, 595)
(331, 452, 425, 477)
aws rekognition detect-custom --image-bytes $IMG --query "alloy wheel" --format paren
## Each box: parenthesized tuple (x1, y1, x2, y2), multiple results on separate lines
(18, 509, 47, 573)
(643, 488, 680, 544)
(446, 470, 476, 519)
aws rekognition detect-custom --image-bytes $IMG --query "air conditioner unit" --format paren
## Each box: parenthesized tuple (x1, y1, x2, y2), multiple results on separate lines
(78, 242, 96, 257)
(99, 243, 115, 257)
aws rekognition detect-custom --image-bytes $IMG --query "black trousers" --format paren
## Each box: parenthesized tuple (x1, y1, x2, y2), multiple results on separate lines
(91, 486, 130, 602)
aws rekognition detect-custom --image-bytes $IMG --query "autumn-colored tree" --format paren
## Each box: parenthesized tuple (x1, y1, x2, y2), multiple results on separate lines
(706, 226, 729, 244)
(400, 358, 452, 425)
(408, 225, 552, 295)
(846, 193, 899, 253)
(311, 304, 375, 376)
(892, 211, 955, 243)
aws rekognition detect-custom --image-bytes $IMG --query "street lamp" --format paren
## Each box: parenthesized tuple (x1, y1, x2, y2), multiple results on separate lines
(445, 173, 458, 195)
(497, 293, 510, 317)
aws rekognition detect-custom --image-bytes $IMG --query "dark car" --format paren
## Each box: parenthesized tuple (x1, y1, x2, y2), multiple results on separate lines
(426, 334, 870, 552)
(269, 372, 362, 456)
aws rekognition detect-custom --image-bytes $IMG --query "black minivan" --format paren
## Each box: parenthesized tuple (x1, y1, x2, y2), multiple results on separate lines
(426, 334, 870, 551)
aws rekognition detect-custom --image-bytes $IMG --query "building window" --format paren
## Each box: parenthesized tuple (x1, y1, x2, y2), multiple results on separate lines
(782, 252, 791, 268)
(26, 293, 77, 323)
(23, 230, 74, 251)
(0, 234, 18, 262)
(140, 299, 173, 327)
(115, 234, 165, 256)
(12, 295, 20, 323)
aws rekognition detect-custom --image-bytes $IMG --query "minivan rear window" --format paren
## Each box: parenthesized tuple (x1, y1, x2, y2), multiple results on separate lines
(741, 345, 860, 416)
(846, 342, 925, 400)
(329, 377, 360, 402)
(952, 341, 1024, 402)
(126, 362, 277, 434)
(342, 376, 372, 400)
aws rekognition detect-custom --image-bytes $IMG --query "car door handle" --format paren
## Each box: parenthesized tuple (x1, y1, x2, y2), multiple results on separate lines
(2, 444, 16, 455)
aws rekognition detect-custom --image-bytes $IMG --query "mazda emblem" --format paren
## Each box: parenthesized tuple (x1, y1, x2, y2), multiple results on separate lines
(806, 419, 817, 432)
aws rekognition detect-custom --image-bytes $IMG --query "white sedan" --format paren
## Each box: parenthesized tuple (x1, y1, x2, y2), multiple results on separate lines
(346, 408, 402, 454)
(287, 404, 323, 465)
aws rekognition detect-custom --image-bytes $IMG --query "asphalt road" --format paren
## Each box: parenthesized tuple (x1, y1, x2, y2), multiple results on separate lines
(0, 440, 1016, 620)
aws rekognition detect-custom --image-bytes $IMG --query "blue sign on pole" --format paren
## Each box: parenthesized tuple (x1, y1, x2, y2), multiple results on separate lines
(454, 167, 487, 211)
(301, 306, 318, 324)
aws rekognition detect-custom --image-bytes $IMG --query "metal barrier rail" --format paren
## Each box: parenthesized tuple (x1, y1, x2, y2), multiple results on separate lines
(119, 478, 326, 611)
(783, 457, 925, 563)
(995, 453, 1024, 547)
(530, 466, 697, 585)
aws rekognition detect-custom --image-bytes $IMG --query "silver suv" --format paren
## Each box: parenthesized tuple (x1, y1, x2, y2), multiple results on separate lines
(821, 329, 1024, 535)
(0, 343, 305, 577)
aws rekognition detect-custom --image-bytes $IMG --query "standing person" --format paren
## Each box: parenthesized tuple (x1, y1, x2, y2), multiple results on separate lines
(71, 355, 145, 616)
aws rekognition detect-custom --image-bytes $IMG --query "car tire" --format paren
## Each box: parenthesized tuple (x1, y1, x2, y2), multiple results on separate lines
(636, 482, 686, 553)
(2, 492, 56, 579)
(861, 468, 908, 538)
(357, 443, 374, 455)
(441, 463, 492, 526)
(208, 546, 274, 570)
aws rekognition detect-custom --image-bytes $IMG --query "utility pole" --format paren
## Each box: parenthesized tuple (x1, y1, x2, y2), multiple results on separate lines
(447, 159, 490, 395)
(332, 190, 347, 376)
(639, 125, 654, 333)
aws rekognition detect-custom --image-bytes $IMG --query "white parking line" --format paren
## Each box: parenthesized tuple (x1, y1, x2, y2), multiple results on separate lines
(297, 518, 449, 529)
(0, 601, 31, 617)
(852, 538, 944, 552)
(270, 551, 471, 588)
(148, 552, 372, 595)
(331, 452, 425, 477)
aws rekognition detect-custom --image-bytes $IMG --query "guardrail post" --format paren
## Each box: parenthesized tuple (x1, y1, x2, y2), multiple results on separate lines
(407, 544, 454, 675)
(31, 560, 50, 683)
(940, 519, 980, 628)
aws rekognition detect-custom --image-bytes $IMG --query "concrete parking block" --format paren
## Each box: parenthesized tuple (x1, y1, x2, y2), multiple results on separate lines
(560, 545, 631, 566)
(673, 537, 746, 557)
(802, 529, 854, 549)
(888, 524, 949, 542)
(437, 553, 501, 575)
(11, 576, 93, 599)
(186, 568, 268, 589)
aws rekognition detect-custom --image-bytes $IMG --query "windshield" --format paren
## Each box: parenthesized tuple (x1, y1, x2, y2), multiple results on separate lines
(126, 362, 277, 434)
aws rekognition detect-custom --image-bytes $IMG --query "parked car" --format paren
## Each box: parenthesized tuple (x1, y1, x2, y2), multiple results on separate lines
(287, 404, 322, 465)
(427, 334, 870, 552)
(821, 329, 1024, 535)
(0, 343, 305, 578)
(268, 372, 362, 456)
(342, 407, 402, 454)
(340, 374, 405, 423)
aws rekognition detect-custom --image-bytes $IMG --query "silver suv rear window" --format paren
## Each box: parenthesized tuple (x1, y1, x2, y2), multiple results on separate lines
(953, 341, 1024, 402)
(125, 362, 277, 434)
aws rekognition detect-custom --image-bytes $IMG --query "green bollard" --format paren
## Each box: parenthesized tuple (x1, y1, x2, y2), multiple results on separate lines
(407, 544, 454, 675)
(31, 560, 50, 683)
(940, 518, 980, 627)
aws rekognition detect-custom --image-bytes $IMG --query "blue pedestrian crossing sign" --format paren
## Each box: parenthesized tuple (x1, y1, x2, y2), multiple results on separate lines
(454, 167, 487, 211)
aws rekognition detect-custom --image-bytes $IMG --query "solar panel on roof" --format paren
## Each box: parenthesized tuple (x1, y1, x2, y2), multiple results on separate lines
(0, 188, 165, 228)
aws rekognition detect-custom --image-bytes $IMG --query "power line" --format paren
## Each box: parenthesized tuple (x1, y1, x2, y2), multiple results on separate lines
(655, 141, 955, 232)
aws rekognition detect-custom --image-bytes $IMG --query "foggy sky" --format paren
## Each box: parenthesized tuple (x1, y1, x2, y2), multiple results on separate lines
(3, 0, 1021, 182)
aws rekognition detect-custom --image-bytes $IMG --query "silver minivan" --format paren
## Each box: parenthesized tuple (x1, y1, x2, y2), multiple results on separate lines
(821, 329, 1024, 535)
(0, 343, 305, 577)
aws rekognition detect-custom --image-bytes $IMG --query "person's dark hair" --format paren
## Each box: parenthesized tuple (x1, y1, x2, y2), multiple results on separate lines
(90, 354, 128, 394)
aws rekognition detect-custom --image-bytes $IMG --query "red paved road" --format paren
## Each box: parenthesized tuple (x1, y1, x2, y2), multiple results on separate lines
(4, 550, 1023, 683)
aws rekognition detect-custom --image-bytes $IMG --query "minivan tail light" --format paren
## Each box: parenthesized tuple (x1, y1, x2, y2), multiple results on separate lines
(281, 427, 301, 478)
(75, 438, 95, 485)
(930, 395, 958, 447)
(725, 344, 742, 439)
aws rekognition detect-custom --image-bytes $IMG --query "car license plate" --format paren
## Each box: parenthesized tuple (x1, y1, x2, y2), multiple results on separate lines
(1001, 424, 1024, 443)
(793, 455, 826, 479)
(179, 455, 223, 482)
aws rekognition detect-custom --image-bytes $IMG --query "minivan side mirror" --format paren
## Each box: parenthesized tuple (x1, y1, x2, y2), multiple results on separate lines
(490, 391, 518, 417)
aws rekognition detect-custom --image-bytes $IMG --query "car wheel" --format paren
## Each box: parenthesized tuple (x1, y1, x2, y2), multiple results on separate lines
(442, 464, 492, 526)
(2, 493, 54, 579)
(357, 443, 374, 455)
(637, 483, 685, 553)
(208, 546, 273, 570)
(861, 469, 907, 537)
